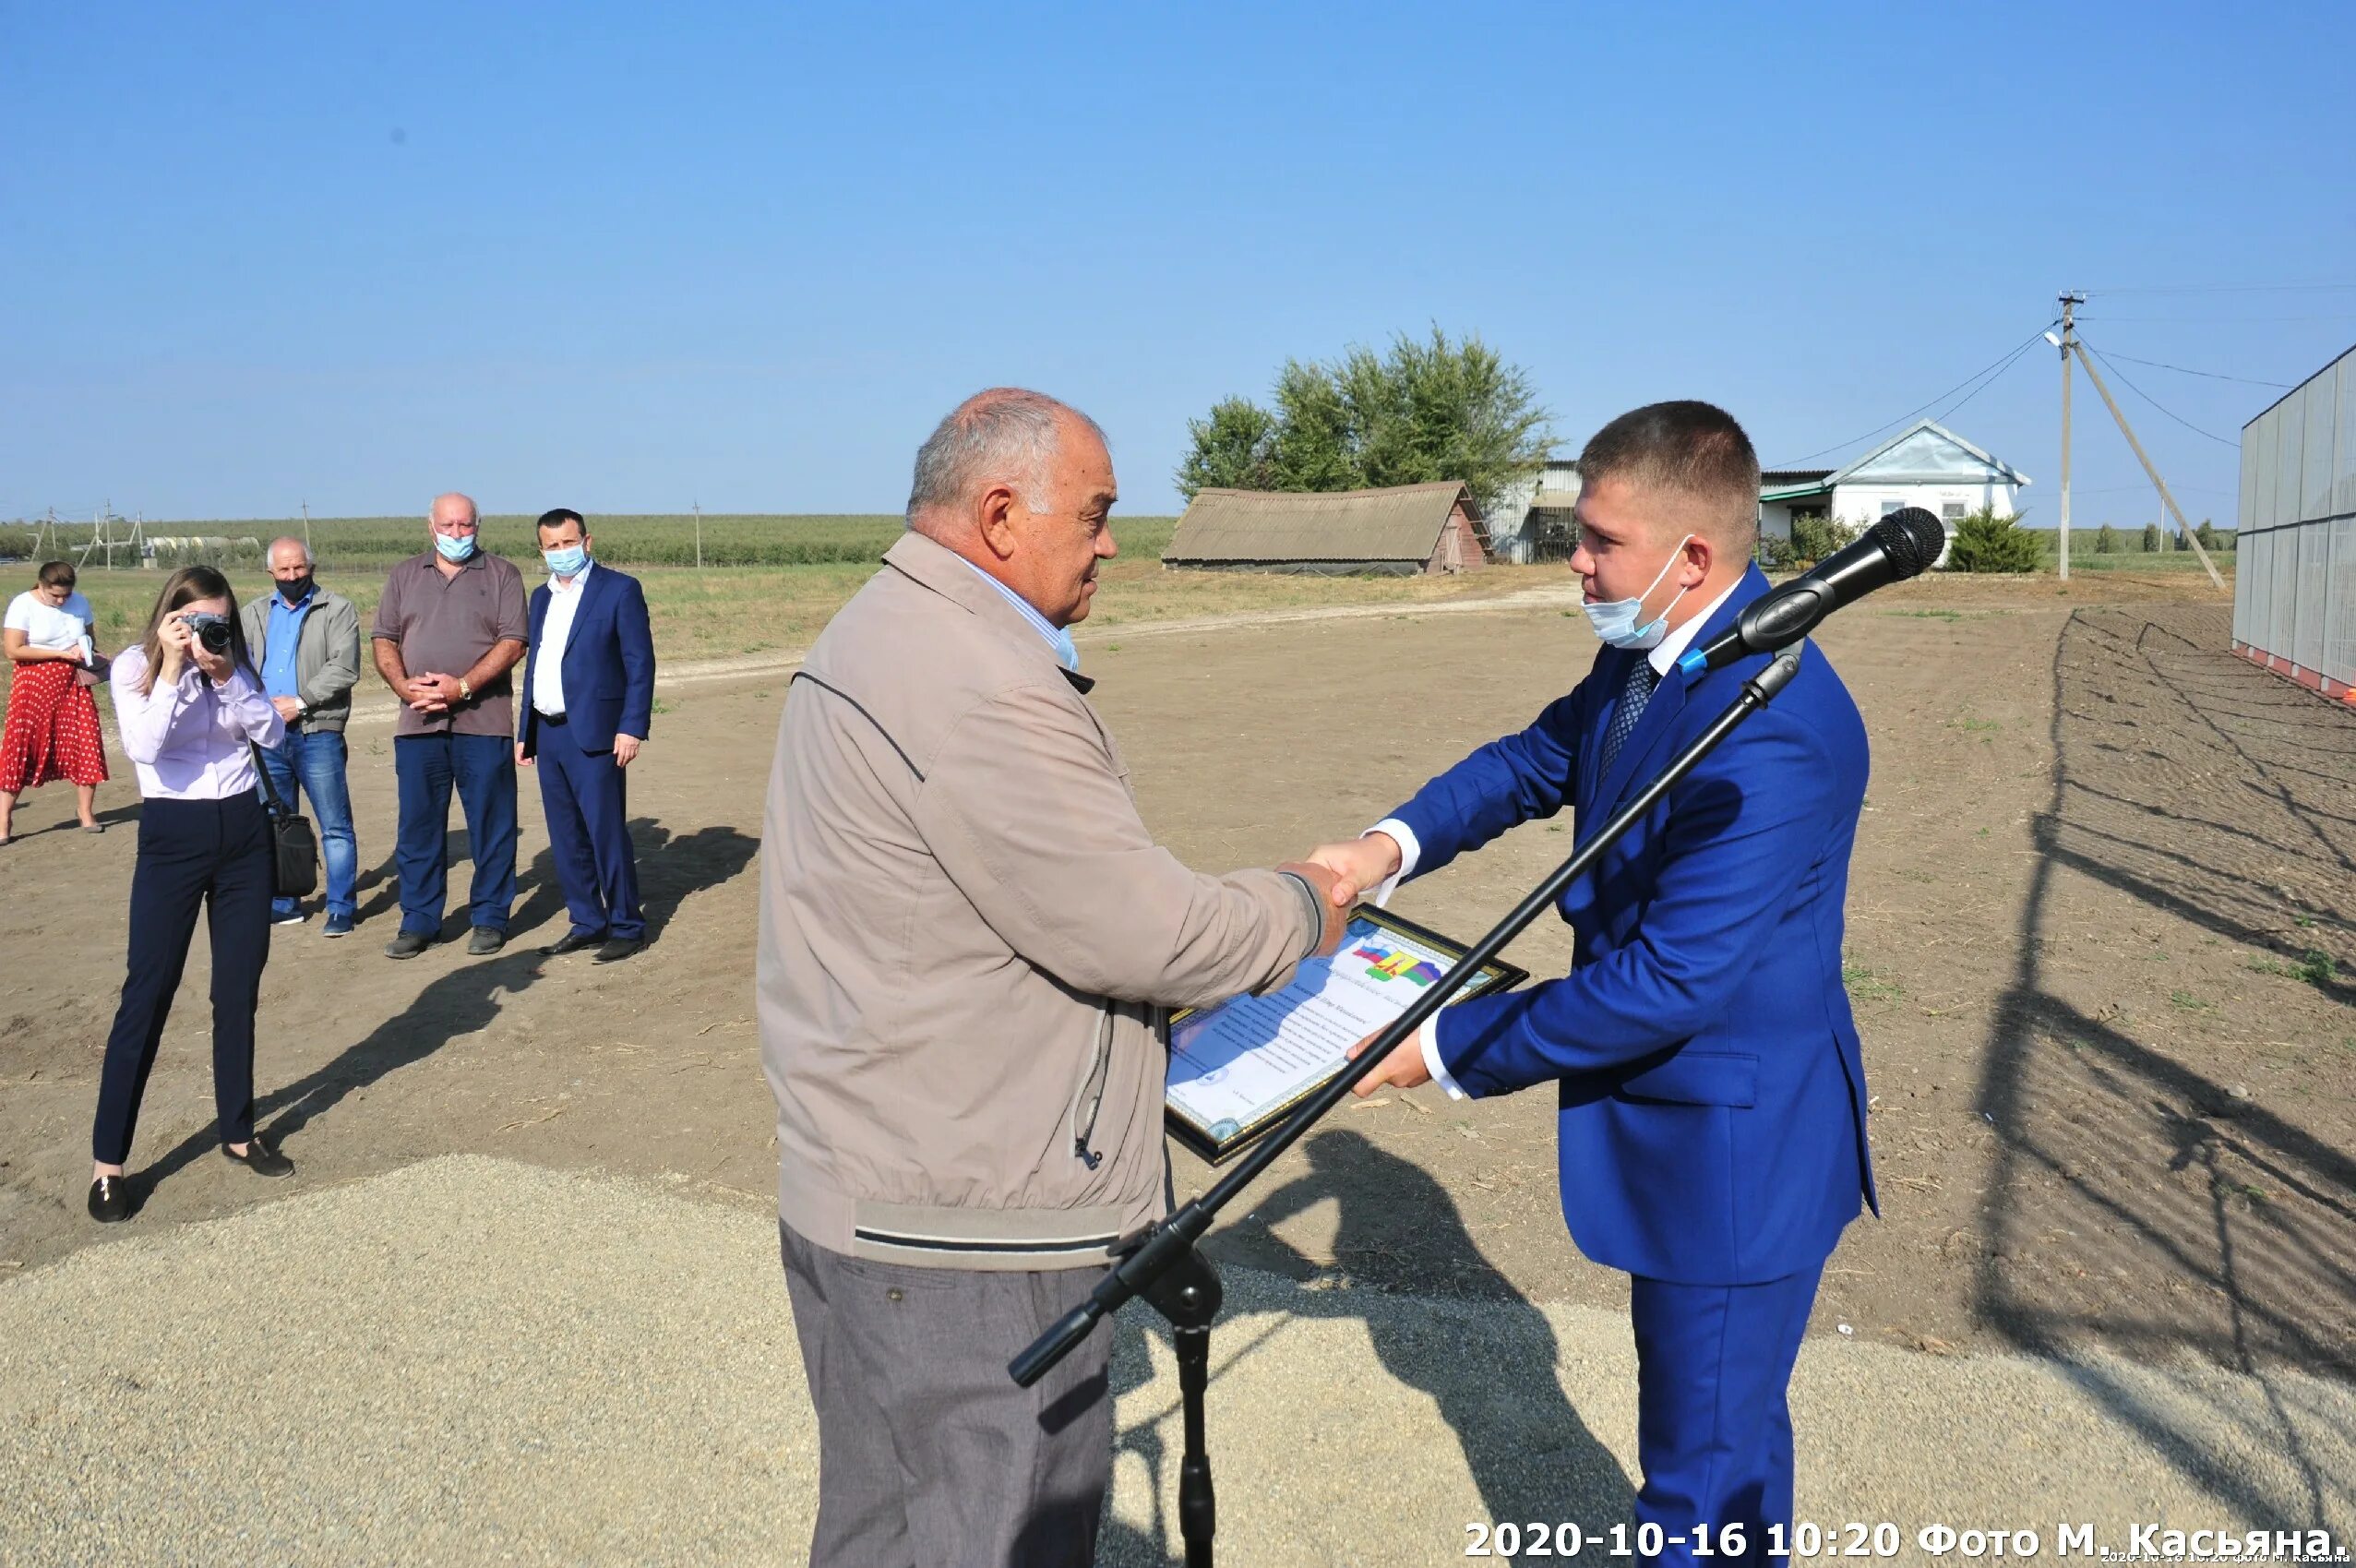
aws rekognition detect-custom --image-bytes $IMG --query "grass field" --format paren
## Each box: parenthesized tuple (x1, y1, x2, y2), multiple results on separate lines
(20, 514, 1539, 666)
(2035, 543, 2232, 572)
(6, 511, 2235, 669)
(0, 513, 1096, 574)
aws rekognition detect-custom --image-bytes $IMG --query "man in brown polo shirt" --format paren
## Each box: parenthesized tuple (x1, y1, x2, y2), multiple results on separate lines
(371, 492, 530, 958)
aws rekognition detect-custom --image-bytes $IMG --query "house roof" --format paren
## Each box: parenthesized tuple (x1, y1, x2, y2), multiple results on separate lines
(1830, 419, 2030, 487)
(1165, 481, 1482, 564)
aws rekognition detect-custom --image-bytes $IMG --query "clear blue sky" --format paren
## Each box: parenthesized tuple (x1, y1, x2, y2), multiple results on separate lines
(6, 1, 2351, 524)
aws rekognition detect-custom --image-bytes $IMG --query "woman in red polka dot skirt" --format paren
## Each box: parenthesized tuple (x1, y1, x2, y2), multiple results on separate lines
(1, 559, 114, 845)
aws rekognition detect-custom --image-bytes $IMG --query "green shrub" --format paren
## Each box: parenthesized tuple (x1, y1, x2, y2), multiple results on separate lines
(1753, 533, 1795, 572)
(1945, 508, 2041, 573)
(2141, 521, 2164, 553)
(1788, 514, 1858, 568)
(2094, 523, 2120, 554)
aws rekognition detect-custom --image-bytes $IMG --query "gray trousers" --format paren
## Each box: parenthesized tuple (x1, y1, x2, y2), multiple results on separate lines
(780, 1221, 1114, 1568)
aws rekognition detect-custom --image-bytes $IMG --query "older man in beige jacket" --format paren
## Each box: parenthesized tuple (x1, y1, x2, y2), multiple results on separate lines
(759, 388, 1348, 1567)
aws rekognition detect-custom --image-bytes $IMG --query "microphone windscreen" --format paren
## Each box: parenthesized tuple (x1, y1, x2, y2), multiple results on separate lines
(1870, 508, 1949, 579)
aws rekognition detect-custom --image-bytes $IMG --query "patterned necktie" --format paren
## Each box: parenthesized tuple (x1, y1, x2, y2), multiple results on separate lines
(1599, 658, 1660, 776)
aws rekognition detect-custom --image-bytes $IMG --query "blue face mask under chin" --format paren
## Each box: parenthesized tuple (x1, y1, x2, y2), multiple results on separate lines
(1578, 534, 1692, 650)
(434, 532, 477, 564)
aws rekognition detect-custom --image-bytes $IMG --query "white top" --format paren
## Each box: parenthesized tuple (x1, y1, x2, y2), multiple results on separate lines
(1369, 574, 1744, 1098)
(109, 646, 285, 801)
(532, 562, 592, 717)
(5, 590, 96, 663)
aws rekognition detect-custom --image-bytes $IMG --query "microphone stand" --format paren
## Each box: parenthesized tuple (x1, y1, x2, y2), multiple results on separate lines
(1011, 650, 1806, 1567)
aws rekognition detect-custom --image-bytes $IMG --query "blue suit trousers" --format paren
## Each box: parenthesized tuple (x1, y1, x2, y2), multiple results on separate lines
(1630, 1263, 1824, 1567)
(532, 710, 641, 941)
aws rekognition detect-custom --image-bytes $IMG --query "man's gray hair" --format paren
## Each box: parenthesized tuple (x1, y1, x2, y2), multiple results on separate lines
(907, 388, 1105, 525)
(267, 535, 314, 568)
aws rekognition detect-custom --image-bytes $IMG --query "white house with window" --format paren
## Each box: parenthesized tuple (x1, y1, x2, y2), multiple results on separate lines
(1758, 419, 2031, 566)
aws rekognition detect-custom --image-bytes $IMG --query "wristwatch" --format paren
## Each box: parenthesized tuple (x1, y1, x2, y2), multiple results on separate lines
(458, 676, 473, 701)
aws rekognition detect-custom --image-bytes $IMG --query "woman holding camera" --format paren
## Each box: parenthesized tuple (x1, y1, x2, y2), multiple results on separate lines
(90, 567, 293, 1223)
(0, 559, 113, 845)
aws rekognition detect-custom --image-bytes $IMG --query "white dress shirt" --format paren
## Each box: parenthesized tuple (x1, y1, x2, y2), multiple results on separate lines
(532, 562, 592, 717)
(1368, 574, 1744, 1098)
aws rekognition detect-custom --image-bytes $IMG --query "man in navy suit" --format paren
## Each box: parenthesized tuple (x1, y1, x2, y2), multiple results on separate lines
(1312, 402, 1873, 1565)
(518, 509, 656, 964)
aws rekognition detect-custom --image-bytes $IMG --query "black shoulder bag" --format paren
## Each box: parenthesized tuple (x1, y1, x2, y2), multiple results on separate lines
(250, 742, 319, 899)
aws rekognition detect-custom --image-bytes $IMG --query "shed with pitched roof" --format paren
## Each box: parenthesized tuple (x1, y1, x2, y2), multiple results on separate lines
(1162, 482, 1489, 575)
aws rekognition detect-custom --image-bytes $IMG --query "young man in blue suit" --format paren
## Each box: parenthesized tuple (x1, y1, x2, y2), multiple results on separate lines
(518, 509, 657, 964)
(1311, 402, 1873, 1565)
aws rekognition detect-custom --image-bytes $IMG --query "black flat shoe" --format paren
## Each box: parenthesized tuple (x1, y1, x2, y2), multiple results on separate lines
(467, 927, 508, 956)
(592, 938, 642, 964)
(384, 929, 435, 960)
(222, 1134, 293, 1179)
(88, 1175, 130, 1223)
(540, 930, 604, 956)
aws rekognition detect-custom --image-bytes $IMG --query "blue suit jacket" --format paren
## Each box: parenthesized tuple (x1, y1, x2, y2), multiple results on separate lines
(1392, 566, 1875, 1286)
(518, 566, 656, 758)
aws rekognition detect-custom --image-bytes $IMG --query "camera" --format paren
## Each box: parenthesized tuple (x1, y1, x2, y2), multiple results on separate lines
(184, 612, 233, 653)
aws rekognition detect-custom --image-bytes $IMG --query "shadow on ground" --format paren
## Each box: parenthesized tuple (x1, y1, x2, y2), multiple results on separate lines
(1975, 604, 2355, 1529)
(1093, 1128, 1631, 1562)
(129, 819, 757, 1198)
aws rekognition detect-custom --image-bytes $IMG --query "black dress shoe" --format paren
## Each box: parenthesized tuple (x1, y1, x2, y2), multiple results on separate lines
(467, 927, 508, 956)
(540, 930, 604, 956)
(222, 1133, 294, 1179)
(385, 929, 436, 960)
(592, 938, 642, 964)
(88, 1175, 130, 1223)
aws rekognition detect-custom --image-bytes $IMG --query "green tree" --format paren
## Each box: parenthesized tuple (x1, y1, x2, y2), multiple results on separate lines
(1788, 513, 1858, 567)
(2142, 521, 2164, 552)
(1946, 508, 2042, 573)
(1173, 328, 1551, 519)
(2094, 522, 2120, 554)
(1267, 359, 1359, 494)
(1175, 397, 1278, 497)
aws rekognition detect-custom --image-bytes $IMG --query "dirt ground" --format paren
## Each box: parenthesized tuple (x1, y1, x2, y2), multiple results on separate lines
(2, 569, 2350, 1394)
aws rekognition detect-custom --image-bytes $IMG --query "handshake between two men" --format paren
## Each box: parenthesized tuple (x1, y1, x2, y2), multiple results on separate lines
(1278, 829, 1434, 1095)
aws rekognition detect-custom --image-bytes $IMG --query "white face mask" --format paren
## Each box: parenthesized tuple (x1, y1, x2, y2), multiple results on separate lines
(1577, 533, 1692, 650)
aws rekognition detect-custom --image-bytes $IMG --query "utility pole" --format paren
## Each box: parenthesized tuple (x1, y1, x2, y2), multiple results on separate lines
(2065, 341, 2227, 591)
(301, 500, 311, 555)
(694, 499, 703, 572)
(2057, 293, 2082, 582)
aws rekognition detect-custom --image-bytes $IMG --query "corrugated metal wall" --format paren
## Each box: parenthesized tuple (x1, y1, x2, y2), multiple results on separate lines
(2234, 344, 2356, 697)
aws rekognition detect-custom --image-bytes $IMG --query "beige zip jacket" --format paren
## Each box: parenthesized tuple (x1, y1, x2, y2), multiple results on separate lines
(759, 533, 1326, 1269)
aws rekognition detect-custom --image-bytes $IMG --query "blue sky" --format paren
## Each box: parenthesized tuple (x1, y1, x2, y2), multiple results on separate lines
(5, 1, 2351, 523)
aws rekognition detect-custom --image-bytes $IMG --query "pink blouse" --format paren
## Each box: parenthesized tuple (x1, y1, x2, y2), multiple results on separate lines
(110, 646, 286, 801)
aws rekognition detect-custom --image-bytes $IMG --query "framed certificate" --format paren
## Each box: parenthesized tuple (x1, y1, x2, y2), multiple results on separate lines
(1164, 907, 1528, 1164)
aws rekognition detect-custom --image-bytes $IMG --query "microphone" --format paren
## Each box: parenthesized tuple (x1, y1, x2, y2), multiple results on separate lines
(1677, 507, 1948, 676)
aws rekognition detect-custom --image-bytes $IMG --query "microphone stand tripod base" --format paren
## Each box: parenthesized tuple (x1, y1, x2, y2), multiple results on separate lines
(1141, 1246, 1224, 1568)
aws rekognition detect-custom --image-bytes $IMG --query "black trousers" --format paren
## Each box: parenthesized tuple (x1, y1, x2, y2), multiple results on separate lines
(91, 793, 274, 1165)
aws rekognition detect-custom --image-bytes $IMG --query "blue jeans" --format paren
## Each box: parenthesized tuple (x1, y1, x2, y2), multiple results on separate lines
(393, 732, 517, 936)
(258, 728, 357, 922)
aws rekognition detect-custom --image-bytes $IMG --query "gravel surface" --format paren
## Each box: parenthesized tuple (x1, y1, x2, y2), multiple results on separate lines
(1, 1158, 2348, 1566)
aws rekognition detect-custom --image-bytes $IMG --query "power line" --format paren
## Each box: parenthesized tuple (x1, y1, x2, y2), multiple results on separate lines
(2087, 350, 2291, 389)
(2082, 281, 2356, 296)
(2076, 312, 2356, 324)
(1931, 332, 2044, 425)
(1769, 324, 2054, 468)
(2076, 340, 2240, 449)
